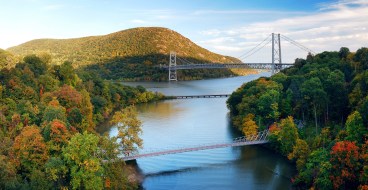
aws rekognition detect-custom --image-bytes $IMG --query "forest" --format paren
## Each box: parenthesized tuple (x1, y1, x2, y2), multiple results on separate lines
(0, 54, 163, 189)
(227, 47, 368, 189)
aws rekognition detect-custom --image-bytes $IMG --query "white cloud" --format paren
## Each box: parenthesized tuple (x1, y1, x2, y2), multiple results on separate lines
(192, 9, 307, 16)
(199, 0, 368, 62)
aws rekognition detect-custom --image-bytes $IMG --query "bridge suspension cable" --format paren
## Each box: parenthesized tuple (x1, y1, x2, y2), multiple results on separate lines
(177, 56, 194, 65)
(280, 34, 316, 54)
(238, 34, 272, 61)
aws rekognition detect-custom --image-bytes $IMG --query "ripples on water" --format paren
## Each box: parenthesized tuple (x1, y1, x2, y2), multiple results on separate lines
(109, 73, 295, 190)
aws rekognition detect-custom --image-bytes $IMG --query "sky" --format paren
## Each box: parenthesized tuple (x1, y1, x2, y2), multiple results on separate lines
(1, 0, 367, 62)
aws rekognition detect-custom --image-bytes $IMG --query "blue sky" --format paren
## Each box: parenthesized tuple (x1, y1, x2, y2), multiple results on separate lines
(1, 0, 367, 62)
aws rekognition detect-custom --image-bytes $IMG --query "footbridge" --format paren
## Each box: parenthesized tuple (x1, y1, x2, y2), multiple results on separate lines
(122, 130, 269, 161)
(160, 33, 315, 81)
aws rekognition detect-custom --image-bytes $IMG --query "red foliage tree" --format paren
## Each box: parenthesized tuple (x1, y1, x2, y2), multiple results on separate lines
(330, 141, 361, 189)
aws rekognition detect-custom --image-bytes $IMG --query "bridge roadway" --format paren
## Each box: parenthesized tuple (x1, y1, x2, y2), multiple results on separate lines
(160, 63, 294, 70)
(122, 130, 269, 161)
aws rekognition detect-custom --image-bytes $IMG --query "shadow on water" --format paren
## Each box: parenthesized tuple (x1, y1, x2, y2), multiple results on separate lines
(144, 161, 234, 177)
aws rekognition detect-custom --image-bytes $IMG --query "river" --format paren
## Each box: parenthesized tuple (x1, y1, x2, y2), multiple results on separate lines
(109, 73, 295, 190)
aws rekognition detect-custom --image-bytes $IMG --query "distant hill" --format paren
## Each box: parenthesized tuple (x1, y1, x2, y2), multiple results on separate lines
(7, 27, 242, 81)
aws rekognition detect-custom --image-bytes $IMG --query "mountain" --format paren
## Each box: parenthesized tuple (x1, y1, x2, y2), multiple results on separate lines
(7, 27, 242, 81)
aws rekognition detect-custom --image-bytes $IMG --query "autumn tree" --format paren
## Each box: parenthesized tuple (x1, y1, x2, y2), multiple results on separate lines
(278, 116, 299, 156)
(110, 106, 143, 153)
(13, 125, 49, 172)
(45, 119, 72, 154)
(288, 139, 310, 171)
(0, 135, 20, 189)
(330, 141, 361, 189)
(99, 135, 131, 189)
(242, 113, 258, 139)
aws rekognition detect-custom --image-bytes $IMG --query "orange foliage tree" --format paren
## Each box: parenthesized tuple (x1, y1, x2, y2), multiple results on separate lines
(13, 125, 49, 172)
(330, 141, 361, 189)
(242, 113, 258, 140)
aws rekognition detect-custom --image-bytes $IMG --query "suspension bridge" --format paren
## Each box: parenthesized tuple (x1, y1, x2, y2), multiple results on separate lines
(122, 130, 269, 161)
(160, 33, 315, 81)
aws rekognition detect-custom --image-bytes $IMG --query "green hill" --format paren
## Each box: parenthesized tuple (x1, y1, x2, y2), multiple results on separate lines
(7, 27, 241, 81)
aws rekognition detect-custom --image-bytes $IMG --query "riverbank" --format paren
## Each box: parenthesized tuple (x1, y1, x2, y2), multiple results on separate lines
(124, 160, 144, 189)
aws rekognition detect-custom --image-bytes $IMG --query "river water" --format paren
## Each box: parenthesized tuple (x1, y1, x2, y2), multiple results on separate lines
(110, 73, 295, 190)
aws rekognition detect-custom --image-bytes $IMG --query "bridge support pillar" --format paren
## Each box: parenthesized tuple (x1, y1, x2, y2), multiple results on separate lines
(271, 33, 282, 75)
(169, 51, 177, 81)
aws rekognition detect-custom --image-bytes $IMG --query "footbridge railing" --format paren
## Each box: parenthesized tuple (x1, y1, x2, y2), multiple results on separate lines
(122, 129, 269, 161)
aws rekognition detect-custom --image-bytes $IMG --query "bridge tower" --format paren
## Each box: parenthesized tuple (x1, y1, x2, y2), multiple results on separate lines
(271, 33, 282, 75)
(169, 51, 177, 81)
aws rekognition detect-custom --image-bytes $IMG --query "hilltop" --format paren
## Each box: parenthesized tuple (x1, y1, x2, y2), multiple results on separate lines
(7, 27, 242, 81)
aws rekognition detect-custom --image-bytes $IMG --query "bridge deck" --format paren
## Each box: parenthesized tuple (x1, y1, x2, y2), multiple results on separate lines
(119, 130, 269, 161)
(123, 140, 268, 161)
(160, 63, 293, 70)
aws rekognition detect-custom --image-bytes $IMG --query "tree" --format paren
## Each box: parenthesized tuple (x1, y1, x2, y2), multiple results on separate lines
(278, 116, 299, 156)
(301, 77, 327, 134)
(256, 89, 280, 122)
(288, 139, 310, 171)
(345, 111, 366, 143)
(67, 108, 83, 127)
(339, 47, 350, 60)
(54, 85, 82, 109)
(23, 54, 48, 77)
(325, 70, 348, 121)
(314, 161, 333, 190)
(62, 132, 103, 190)
(359, 140, 368, 189)
(45, 119, 71, 154)
(354, 47, 368, 69)
(45, 157, 68, 188)
(110, 106, 143, 153)
(99, 135, 132, 189)
(330, 141, 361, 189)
(53, 61, 79, 86)
(293, 148, 331, 188)
(42, 98, 67, 124)
(242, 114, 258, 139)
(13, 125, 49, 172)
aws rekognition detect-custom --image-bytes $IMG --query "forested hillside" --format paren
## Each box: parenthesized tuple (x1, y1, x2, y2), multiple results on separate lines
(7, 27, 241, 81)
(0, 54, 162, 189)
(227, 47, 368, 189)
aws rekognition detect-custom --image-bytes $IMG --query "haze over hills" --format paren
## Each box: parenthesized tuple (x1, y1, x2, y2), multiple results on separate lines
(7, 27, 242, 81)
